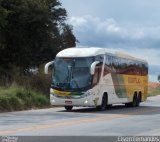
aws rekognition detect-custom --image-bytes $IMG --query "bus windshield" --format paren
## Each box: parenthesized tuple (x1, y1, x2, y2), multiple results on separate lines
(52, 57, 94, 91)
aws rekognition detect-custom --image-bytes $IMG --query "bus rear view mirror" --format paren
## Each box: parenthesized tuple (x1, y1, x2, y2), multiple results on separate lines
(90, 61, 100, 75)
(44, 61, 54, 74)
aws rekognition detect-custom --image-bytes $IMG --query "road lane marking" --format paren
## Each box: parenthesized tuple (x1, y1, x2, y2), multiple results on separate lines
(0, 107, 159, 135)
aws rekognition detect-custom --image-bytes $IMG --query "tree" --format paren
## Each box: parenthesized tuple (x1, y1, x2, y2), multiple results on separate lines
(0, 0, 76, 74)
(0, 1, 10, 51)
(0, 2, 9, 28)
(158, 75, 160, 82)
(61, 24, 76, 48)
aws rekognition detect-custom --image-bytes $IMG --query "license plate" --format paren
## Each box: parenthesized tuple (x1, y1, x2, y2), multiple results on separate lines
(65, 100, 72, 105)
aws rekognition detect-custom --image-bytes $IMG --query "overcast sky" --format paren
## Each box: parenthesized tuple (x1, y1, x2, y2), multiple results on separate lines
(60, 0, 160, 81)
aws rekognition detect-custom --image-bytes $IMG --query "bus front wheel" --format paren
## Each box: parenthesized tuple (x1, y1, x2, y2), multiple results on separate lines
(97, 94, 107, 111)
(64, 106, 73, 111)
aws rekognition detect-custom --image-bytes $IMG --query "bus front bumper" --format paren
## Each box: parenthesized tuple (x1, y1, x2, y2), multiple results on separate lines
(50, 94, 95, 107)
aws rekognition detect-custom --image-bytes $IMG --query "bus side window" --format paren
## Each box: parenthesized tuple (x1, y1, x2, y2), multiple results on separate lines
(92, 64, 102, 85)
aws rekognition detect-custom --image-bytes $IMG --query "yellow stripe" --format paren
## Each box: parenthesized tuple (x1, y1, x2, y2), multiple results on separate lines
(53, 89, 71, 96)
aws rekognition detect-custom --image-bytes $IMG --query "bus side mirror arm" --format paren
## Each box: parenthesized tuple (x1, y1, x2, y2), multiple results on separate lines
(44, 61, 54, 74)
(90, 61, 100, 75)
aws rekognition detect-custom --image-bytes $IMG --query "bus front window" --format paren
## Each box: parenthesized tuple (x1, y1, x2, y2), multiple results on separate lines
(52, 57, 94, 91)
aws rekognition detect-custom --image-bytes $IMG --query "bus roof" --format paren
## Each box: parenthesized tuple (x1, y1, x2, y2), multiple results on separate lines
(56, 47, 147, 63)
(115, 52, 147, 63)
(56, 47, 104, 57)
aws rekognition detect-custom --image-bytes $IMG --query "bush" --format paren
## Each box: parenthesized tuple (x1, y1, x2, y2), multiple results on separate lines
(0, 65, 52, 96)
(0, 85, 50, 112)
(0, 94, 23, 111)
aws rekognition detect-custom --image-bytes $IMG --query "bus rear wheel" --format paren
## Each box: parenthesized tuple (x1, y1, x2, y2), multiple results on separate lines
(136, 94, 141, 107)
(132, 95, 137, 107)
(64, 106, 73, 111)
(125, 94, 138, 107)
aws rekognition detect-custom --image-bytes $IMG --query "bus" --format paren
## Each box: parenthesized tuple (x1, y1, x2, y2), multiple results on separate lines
(45, 47, 148, 111)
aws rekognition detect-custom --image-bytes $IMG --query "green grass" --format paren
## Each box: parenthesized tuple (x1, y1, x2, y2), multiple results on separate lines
(0, 85, 50, 112)
(148, 87, 160, 97)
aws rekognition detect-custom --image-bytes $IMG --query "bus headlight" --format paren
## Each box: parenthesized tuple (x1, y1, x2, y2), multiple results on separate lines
(84, 100, 88, 104)
(50, 94, 55, 103)
(50, 94, 54, 99)
(50, 88, 54, 94)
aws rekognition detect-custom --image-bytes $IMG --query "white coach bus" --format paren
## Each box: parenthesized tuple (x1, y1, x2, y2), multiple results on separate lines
(45, 47, 148, 111)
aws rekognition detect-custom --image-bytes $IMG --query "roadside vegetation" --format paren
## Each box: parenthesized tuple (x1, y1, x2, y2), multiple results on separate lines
(148, 87, 160, 97)
(148, 82, 160, 97)
(0, 70, 52, 112)
(0, 85, 49, 112)
(0, 0, 77, 112)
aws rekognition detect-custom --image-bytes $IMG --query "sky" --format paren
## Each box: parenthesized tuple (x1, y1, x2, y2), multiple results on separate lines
(60, 0, 160, 82)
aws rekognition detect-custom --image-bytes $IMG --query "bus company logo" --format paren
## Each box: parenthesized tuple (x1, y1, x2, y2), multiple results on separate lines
(128, 77, 141, 84)
(1, 136, 18, 142)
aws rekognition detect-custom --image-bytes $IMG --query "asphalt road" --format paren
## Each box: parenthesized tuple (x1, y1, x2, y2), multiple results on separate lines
(0, 95, 160, 136)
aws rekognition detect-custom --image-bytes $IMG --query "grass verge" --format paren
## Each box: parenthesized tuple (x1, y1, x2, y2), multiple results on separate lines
(0, 85, 50, 112)
(148, 87, 160, 97)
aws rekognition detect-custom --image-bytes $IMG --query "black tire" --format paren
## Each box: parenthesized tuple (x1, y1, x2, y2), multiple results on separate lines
(131, 95, 138, 107)
(106, 104, 112, 108)
(97, 94, 107, 111)
(125, 103, 132, 107)
(125, 95, 137, 107)
(64, 106, 73, 111)
(136, 95, 140, 107)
